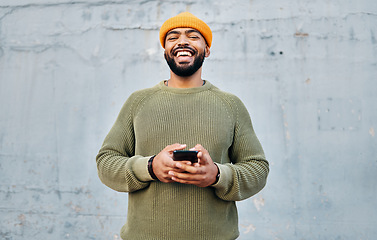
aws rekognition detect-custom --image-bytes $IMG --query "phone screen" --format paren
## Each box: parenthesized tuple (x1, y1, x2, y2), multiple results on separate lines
(173, 150, 198, 163)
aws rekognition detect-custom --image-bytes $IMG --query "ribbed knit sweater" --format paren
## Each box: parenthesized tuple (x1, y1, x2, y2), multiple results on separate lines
(96, 81, 269, 240)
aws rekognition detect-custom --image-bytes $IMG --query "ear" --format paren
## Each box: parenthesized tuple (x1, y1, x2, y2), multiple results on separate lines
(205, 45, 210, 58)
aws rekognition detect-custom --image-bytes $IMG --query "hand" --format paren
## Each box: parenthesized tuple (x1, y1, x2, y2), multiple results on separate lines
(152, 143, 192, 183)
(168, 144, 219, 187)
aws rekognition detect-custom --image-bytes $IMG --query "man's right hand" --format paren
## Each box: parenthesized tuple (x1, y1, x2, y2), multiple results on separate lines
(152, 143, 190, 183)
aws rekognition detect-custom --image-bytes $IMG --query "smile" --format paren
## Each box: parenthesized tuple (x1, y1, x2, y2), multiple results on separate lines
(176, 51, 192, 57)
(173, 47, 195, 57)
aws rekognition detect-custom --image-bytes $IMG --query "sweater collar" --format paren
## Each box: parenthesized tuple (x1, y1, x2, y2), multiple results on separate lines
(158, 80, 212, 94)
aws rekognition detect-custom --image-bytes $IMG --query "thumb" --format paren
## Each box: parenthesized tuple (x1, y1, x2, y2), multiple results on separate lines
(167, 143, 187, 152)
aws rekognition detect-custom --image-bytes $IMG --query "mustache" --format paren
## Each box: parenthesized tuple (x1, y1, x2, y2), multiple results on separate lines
(171, 46, 196, 55)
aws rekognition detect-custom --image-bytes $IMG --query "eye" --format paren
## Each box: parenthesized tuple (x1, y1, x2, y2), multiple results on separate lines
(167, 37, 178, 41)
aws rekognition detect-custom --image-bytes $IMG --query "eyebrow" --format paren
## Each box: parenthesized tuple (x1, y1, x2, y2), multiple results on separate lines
(166, 29, 201, 37)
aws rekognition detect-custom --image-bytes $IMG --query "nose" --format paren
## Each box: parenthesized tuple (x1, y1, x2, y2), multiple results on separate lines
(177, 35, 189, 46)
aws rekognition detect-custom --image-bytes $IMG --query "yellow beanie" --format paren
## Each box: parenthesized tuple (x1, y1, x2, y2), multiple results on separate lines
(159, 12, 212, 48)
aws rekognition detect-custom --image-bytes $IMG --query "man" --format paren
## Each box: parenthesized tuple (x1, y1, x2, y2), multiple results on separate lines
(96, 12, 269, 240)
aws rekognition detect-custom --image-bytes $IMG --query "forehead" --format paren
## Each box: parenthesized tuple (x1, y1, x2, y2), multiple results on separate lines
(166, 27, 202, 36)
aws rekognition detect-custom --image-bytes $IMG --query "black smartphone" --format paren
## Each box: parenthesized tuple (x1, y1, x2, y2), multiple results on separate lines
(173, 150, 198, 163)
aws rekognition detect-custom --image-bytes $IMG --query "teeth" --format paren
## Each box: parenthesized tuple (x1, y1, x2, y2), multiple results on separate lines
(177, 51, 192, 57)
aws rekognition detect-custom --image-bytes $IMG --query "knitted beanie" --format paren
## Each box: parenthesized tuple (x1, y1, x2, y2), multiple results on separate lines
(159, 12, 212, 48)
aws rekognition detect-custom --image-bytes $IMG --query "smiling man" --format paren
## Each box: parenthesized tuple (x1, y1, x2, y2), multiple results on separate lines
(164, 28, 209, 79)
(96, 12, 269, 240)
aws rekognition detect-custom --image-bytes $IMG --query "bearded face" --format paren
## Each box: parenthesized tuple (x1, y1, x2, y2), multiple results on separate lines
(164, 46, 206, 77)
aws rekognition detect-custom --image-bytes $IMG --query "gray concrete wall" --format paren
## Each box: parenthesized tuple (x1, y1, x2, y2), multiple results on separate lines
(1, 0, 376, 239)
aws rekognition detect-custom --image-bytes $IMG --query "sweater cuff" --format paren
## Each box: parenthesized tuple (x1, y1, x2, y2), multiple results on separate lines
(211, 163, 232, 188)
(132, 156, 155, 182)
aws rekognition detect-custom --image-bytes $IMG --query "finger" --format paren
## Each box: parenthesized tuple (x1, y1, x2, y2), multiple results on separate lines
(193, 162, 200, 167)
(170, 176, 203, 185)
(197, 150, 210, 165)
(189, 145, 212, 166)
(174, 160, 192, 166)
(189, 144, 203, 151)
(165, 160, 192, 169)
(172, 161, 192, 172)
(190, 144, 208, 156)
(167, 143, 187, 152)
(166, 163, 191, 173)
(174, 162, 204, 174)
(168, 170, 204, 182)
(160, 144, 187, 168)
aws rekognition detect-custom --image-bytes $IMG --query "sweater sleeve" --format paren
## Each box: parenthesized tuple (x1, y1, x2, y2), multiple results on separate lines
(96, 93, 154, 193)
(212, 97, 269, 201)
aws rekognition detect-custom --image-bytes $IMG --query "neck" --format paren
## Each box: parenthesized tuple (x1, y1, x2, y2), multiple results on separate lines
(167, 68, 204, 88)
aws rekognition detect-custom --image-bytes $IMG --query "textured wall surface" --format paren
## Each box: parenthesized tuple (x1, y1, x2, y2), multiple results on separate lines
(1, 0, 377, 239)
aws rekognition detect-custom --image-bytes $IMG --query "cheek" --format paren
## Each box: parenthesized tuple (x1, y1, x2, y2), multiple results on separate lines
(164, 42, 175, 51)
(165, 47, 175, 56)
(164, 49, 172, 59)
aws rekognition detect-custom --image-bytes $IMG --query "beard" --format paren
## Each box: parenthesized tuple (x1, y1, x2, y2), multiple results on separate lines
(164, 48, 206, 77)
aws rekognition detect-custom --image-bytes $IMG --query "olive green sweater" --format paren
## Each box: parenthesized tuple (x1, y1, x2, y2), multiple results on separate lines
(96, 81, 269, 240)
